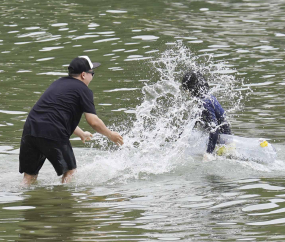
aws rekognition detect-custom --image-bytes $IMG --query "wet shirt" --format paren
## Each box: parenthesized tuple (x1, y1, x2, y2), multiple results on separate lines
(199, 95, 231, 153)
(201, 95, 231, 134)
(23, 76, 96, 142)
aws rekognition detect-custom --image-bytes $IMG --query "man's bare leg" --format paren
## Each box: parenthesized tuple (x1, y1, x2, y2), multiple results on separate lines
(22, 173, 38, 186)
(62, 169, 76, 184)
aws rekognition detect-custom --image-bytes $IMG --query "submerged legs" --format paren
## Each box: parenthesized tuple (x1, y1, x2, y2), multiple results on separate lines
(22, 173, 38, 186)
(21, 169, 77, 186)
(62, 169, 76, 184)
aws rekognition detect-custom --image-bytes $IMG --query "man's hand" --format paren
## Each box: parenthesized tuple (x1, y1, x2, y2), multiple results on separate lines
(85, 113, 124, 146)
(80, 131, 93, 143)
(108, 131, 124, 146)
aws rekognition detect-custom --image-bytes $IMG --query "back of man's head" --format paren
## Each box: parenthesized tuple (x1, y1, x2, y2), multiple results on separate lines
(181, 71, 209, 97)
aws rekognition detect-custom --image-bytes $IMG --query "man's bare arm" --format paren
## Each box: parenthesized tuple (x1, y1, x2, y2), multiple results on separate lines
(84, 113, 123, 146)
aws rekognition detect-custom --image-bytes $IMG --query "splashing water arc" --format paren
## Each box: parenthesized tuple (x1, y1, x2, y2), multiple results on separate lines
(128, 42, 246, 161)
(79, 42, 249, 184)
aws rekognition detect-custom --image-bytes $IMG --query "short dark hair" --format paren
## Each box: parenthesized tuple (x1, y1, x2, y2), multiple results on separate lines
(181, 71, 209, 97)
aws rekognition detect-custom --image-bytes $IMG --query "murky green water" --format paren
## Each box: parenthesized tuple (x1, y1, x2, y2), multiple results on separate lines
(1, 0, 285, 241)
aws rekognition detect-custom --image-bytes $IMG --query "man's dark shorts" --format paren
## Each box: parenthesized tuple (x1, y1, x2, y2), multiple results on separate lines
(19, 135, 77, 176)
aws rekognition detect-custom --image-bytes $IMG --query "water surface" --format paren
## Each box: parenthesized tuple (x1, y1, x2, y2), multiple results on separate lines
(0, 0, 285, 241)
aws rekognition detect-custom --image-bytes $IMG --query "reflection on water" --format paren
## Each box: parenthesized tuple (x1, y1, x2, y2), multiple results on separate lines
(0, 186, 151, 241)
(0, 141, 285, 241)
(2, 169, 285, 241)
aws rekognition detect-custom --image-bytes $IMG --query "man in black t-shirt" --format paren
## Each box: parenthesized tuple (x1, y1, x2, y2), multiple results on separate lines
(19, 56, 124, 185)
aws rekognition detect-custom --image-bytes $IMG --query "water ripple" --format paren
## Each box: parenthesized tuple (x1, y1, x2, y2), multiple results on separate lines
(93, 38, 120, 43)
(132, 35, 159, 40)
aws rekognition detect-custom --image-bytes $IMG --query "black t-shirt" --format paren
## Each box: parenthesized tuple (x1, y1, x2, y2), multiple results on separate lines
(23, 76, 96, 142)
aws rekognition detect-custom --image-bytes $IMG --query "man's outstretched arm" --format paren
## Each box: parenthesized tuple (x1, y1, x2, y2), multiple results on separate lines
(84, 113, 124, 146)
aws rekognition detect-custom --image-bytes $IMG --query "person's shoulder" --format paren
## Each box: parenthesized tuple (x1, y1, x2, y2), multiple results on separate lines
(201, 94, 217, 108)
(209, 95, 223, 109)
(58, 76, 87, 87)
(210, 95, 220, 103)
(204, 94, 218, 102)
(58, 76, 78, 82)
(201, 94, 213, 102)
(52, 76, 75, 84)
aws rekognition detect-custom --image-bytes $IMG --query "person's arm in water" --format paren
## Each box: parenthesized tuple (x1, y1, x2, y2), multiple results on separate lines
(202, 96, 232, 161)
(203, 127, 219, 162)
(73, 126, 93, 143)
(207, 127, 219, 153)
(84, 113, 124, 146)
(202, 99, 219, 161)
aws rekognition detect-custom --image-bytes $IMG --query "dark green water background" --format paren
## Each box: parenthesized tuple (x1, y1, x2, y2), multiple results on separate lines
(1, 0, 285, 241)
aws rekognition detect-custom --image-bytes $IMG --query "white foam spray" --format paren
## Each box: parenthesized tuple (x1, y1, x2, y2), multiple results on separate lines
(76, 42, 263, 185)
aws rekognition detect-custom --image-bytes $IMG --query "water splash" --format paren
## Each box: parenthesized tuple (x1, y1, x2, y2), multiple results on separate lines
(123, 42, 247, 156)
(76, 42, 258, 184)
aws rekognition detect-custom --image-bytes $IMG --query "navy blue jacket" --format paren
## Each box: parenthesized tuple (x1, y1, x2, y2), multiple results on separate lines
(199, 95, 231, 153)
